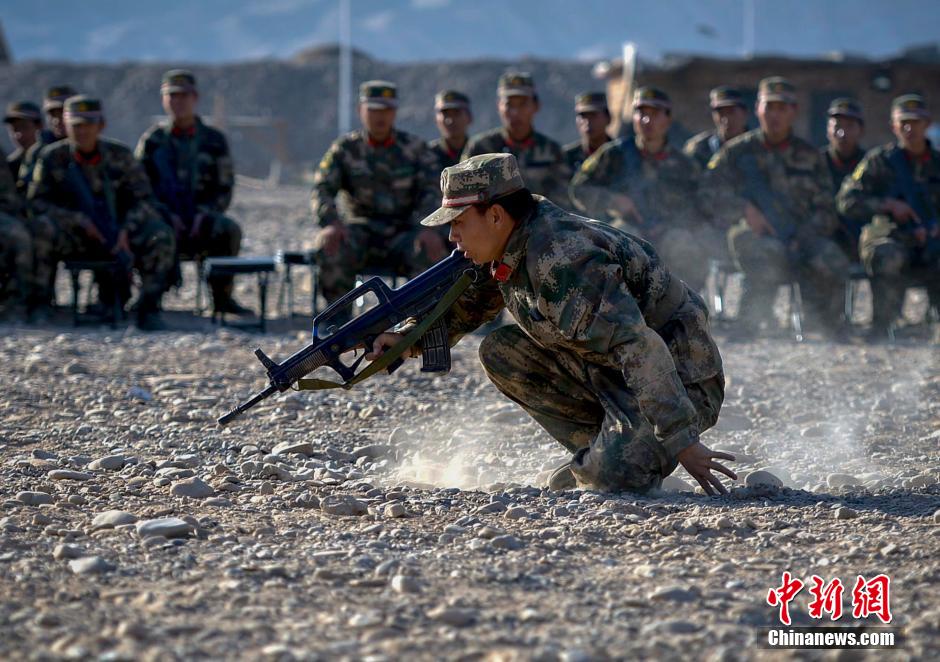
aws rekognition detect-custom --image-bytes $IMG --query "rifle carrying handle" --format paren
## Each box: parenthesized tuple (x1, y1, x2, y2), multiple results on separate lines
(419, 317, 451, 373)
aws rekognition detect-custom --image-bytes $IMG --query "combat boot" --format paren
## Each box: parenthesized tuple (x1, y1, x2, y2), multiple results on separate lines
(547, 459, 577, 491)
(136, 294, 167, 332)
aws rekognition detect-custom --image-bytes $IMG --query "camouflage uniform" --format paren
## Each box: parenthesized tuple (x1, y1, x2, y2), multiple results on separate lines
(682, 86, 749, 169)
(428, 137, 465, 173)
(420, 154, 725, 493)
(28, 99, 174, 313)
(562, 92, 611, 173)
(701, 84, 849, 332)
(821, 98, 867, 258)
(5, 101, 43, 185)
(18, 86, 77, 196)
(462, 73, 572, 208)
(429, 90, 471, 174)
(311, 81, 441, 304)
(0, 159, 33, 308)
(136, 70, 242, 307)
(836, 97, 940, 331)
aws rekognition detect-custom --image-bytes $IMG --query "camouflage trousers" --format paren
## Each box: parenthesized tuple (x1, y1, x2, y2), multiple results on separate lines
(729, 221, 849, 330)
(0, 212, 33, 305)
(479, 323, 724, 493)
(168, 212, 242, 294)
(315, 224, 443, 304)
(860, 219, 940, 329)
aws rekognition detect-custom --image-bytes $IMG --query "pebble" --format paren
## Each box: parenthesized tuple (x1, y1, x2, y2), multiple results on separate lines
(744, 470, 783, 489)
(648, 585, 699, 603)
(16, 491, 54, 506)
(474, 501, 507, 514)
(384, 503, 406, 518)
(48, 470, 92, 481)
(715, 516, 735, 530)
(504, 506, 528, 519)
(53, 544, 87, 560)
(834, 507, 858, 520)
(934, 509, 940, 525)
(319, 494, 367, 517)
(827, 473, 862, 489)
(427, 605, 478, 627)
(661, 475, 694, 492)
(390, 574, 421, 594)
(69, 556, 114, 575)
(126, 386, 153, 401)
(88, 455, 126, 471)
(91, 510, 138, 530)
(272, 441, 315, 456)
(135, 517, 193, 538)
(490, 534, 525, 551)
(170, 477, 215, 499)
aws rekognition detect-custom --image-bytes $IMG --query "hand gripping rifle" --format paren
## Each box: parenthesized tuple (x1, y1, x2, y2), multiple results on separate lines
(217, 250, 476, 426)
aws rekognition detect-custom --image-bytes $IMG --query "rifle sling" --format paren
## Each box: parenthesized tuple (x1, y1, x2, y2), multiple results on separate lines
(295, 272, 472, 391)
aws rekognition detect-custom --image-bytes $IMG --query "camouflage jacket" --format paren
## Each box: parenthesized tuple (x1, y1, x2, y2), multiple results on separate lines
(682, 130, 723, 170)
(428, 137, 466, 175)
(7, 148, 25, 186)
(135, 116, 234, 221)
(562, 138, 611, 174)
(700, 129, 838, 241)
(28, 137, 157, 237)
(442, 197, 722, 460)
(569, 138, 705, 238)
(462, 128, 572, 208)
(18, 129, 59, 197)
(822, 145, 865, 197)
(312, 128, 439, 232)
(0, 153, 23, 218)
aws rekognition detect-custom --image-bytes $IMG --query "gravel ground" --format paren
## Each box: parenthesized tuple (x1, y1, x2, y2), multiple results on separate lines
(1, 187, 938, 661)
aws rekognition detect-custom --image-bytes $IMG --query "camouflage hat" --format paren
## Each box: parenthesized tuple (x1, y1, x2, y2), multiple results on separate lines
(498, 72, 536, 99)
(435, 90, 470, 111)
(63, 96, 104, 125)
(758, 76, 797, 104)
(420, 153, 525, 227)
(574, 92, 608, 113)
(359, 80, 398, 109)
(43, 85, 78, 111)
(709, 86, 746, 109)
(891, 94, 930, 120)
(4, 101, 42, 123)
(827, 97, 864, 121)
(161, 69, 197, 94)
(632, 86, 671, 111)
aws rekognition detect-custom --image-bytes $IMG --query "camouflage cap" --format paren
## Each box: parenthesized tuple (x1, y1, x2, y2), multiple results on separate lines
(891, 94, 929, 120)
(43, 85, 78, 111)
(498, 72, 536, 99)
(4, 101, 42, 123)
(161, 69, 197, 94)
(63, 96, 104, 125)
(420, 153, 525, 227)
(435, 90, 471, 111)
(574, 92, 608, 113)
(359, 80, 398, 109)
(632, 86, 671, 111)
(827, 97, 864, 121)
(709, 85, 746, 109)
(758, 76, 797, 104)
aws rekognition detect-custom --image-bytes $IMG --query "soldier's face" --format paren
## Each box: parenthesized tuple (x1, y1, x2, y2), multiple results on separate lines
(359, 106, 396, 140)
(498, 96, 538, 137)
(6, 118, 40, 150)
(47, 108, 66, 139)
(712, 105, 748, 140)
(575, 110, 610, 142)
(632, 105, 671, 144)
(757, 100, 796, 140)
(67, 121, 104, 152)
(162, 91, 198, 122)
(448, 205, 514, 265)
(436, 108, 471, 141)
(827, 116, 863, 152)
(892, 117, 928, 148)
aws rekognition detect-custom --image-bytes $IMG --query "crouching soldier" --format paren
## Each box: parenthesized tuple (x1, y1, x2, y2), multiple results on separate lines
(28, 96, 175, 330)
(369, 154, 736, 494)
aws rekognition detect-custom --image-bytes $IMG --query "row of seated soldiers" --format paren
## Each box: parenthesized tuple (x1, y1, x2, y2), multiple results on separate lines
(0, 71, 246, 330)
(312, 73, 939, 341)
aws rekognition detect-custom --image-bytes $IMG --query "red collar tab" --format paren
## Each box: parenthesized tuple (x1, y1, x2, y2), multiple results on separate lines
(640, 148, 668, 161)
(904, 148, 930, 164)
(831, 150, 860, 170)
(172, 124, 196, 138)
(491, 262, 513, 282)
(764, 138, 790, 152)
(505, 134, 535, 149)
(74, 149, 101, 165)
(368, 134, 395, 148)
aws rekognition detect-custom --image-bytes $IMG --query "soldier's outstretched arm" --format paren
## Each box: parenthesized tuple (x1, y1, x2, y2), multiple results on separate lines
(311, 142, 344, 226)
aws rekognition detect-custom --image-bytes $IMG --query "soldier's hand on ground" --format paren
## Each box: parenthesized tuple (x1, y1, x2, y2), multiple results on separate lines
(317, 222, 349, 257)
(744, 202, 776, 236)
(366, 332, 419, 361)
(676, 441, 737, 496)
(416, 228, 448, 262)
(882, 198, 920, 224)
(609, 193, 644, 225)
(80, 217, 107, 245)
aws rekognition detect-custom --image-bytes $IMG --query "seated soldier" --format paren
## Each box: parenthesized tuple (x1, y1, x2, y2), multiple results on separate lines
(28, 96, 175, 330)
(312, 81, 447, 311)
(369, 154, 736, 495)
(18, 86, 77, 194)
(0, 158, 33, 319)
(5, 101, 43, 187)
(136, 69, 248, 315)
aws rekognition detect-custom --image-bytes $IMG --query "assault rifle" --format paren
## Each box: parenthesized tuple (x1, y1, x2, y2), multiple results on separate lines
(738, 153, 799, 242)
(218, 250, 476, 426)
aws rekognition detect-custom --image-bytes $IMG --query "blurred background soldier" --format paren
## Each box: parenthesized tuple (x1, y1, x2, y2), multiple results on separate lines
(5, 101, 43, 188)
(136, 69, 247, 315)
(429, 90, 472, 173)
(570, 86, 721, 291)
(462, 72, 572, 208)
(0, 158, 33, 319)
(836, 94, 940, 340)
(28, 96, 175, 330)
(18, 85, 77, 193)
(702, 77, 849, 338)
(562, 92, 611, 173)
(311, 80, 446, 309)
(683, 86, 749, 169)
(822, 97, 866, 259)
